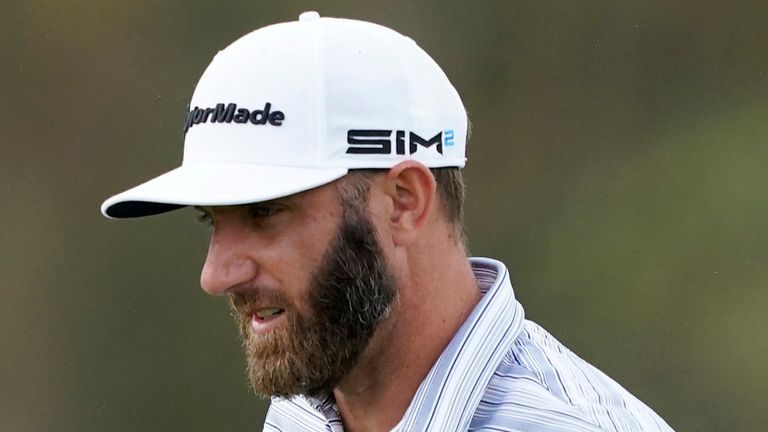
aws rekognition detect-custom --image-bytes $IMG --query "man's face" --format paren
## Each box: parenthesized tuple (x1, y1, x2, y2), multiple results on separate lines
(199, 179, 397, 398)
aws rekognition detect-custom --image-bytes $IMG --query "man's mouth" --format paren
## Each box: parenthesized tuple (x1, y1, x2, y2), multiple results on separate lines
(250, 307, 286, 333)
(255, 307, 284, 319)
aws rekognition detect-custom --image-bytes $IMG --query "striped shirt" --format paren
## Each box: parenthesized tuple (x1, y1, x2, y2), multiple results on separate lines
(264, 257, 674, 431)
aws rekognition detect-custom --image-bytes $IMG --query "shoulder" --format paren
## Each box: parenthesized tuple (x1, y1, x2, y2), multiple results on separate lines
(470, 320, 674, 432)
(473, 342, 605, 431)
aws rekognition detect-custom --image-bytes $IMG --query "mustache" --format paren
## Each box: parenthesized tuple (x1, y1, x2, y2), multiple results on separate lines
(228, 290, 295, 317)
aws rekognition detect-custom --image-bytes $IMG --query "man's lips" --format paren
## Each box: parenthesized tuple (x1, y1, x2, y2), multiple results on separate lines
(255, 307, 284, 319)
(250, 307, 286, 334)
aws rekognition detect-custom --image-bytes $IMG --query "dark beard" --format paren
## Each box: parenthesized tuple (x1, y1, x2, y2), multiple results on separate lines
(229, 200, 397, 399)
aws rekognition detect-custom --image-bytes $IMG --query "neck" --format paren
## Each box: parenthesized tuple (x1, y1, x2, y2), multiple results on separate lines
(332, 244, 481, 432)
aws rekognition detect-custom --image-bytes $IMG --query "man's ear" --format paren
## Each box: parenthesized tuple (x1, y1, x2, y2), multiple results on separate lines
(382, 161, 437, 247)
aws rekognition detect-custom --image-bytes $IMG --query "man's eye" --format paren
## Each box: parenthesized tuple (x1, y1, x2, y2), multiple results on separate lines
(248, 205, 281, 219)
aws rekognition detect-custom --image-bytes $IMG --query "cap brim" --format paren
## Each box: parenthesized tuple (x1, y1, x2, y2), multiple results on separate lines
(101, 163, 348, 219)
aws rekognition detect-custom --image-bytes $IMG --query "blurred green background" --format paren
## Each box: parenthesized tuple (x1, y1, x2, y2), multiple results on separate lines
(2, 1, 766, 431)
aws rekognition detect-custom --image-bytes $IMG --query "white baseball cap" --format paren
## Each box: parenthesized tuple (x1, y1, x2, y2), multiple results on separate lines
(101, 11, 467, 218)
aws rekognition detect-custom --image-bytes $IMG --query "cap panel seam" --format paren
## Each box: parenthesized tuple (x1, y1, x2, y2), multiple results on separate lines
(311, 19, 327, 166)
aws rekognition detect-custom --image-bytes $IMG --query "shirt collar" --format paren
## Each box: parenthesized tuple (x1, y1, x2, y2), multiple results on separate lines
(394, 257, 525, 431)
(291, 258, 525, 431)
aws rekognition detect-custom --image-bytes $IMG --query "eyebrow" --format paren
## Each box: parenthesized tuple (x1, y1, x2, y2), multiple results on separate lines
(192, 197, 291, 213)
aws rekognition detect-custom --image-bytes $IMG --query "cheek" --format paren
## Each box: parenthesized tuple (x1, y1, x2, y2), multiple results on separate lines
(271, 222, 336, 303)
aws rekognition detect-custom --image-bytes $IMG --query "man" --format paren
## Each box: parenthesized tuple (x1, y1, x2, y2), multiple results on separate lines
(102, 12, 673, 432)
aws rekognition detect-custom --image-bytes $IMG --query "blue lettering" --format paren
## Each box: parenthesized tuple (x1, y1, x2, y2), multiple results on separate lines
(443, 129, 455, 147)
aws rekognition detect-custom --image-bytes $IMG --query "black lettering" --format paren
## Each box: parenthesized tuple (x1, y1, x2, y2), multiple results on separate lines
(269, 110, 285, 126)
(395, 130, 406, 155)
(192, 108, 204, 124)
(409, 131, 443, 155)
(250, 102, 271, 125)
(213, 103, 236, 123)
(183, 102, 283, 132)
(233, 108, 250, 123)
(183, 105, 195, 133)
(346, 130, 392, 154)
(203, 108, 215, 122)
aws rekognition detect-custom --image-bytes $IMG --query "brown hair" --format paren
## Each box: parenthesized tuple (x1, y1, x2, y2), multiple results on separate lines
(340, 167, 466, 244)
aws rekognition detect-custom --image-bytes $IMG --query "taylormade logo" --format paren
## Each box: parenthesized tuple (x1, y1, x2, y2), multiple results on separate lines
(183, 102, 284, 133)
(346, 129, 455, 155)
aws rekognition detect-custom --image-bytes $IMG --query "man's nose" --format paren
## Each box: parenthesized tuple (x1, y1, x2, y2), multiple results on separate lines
(200, 223, 258, 296)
